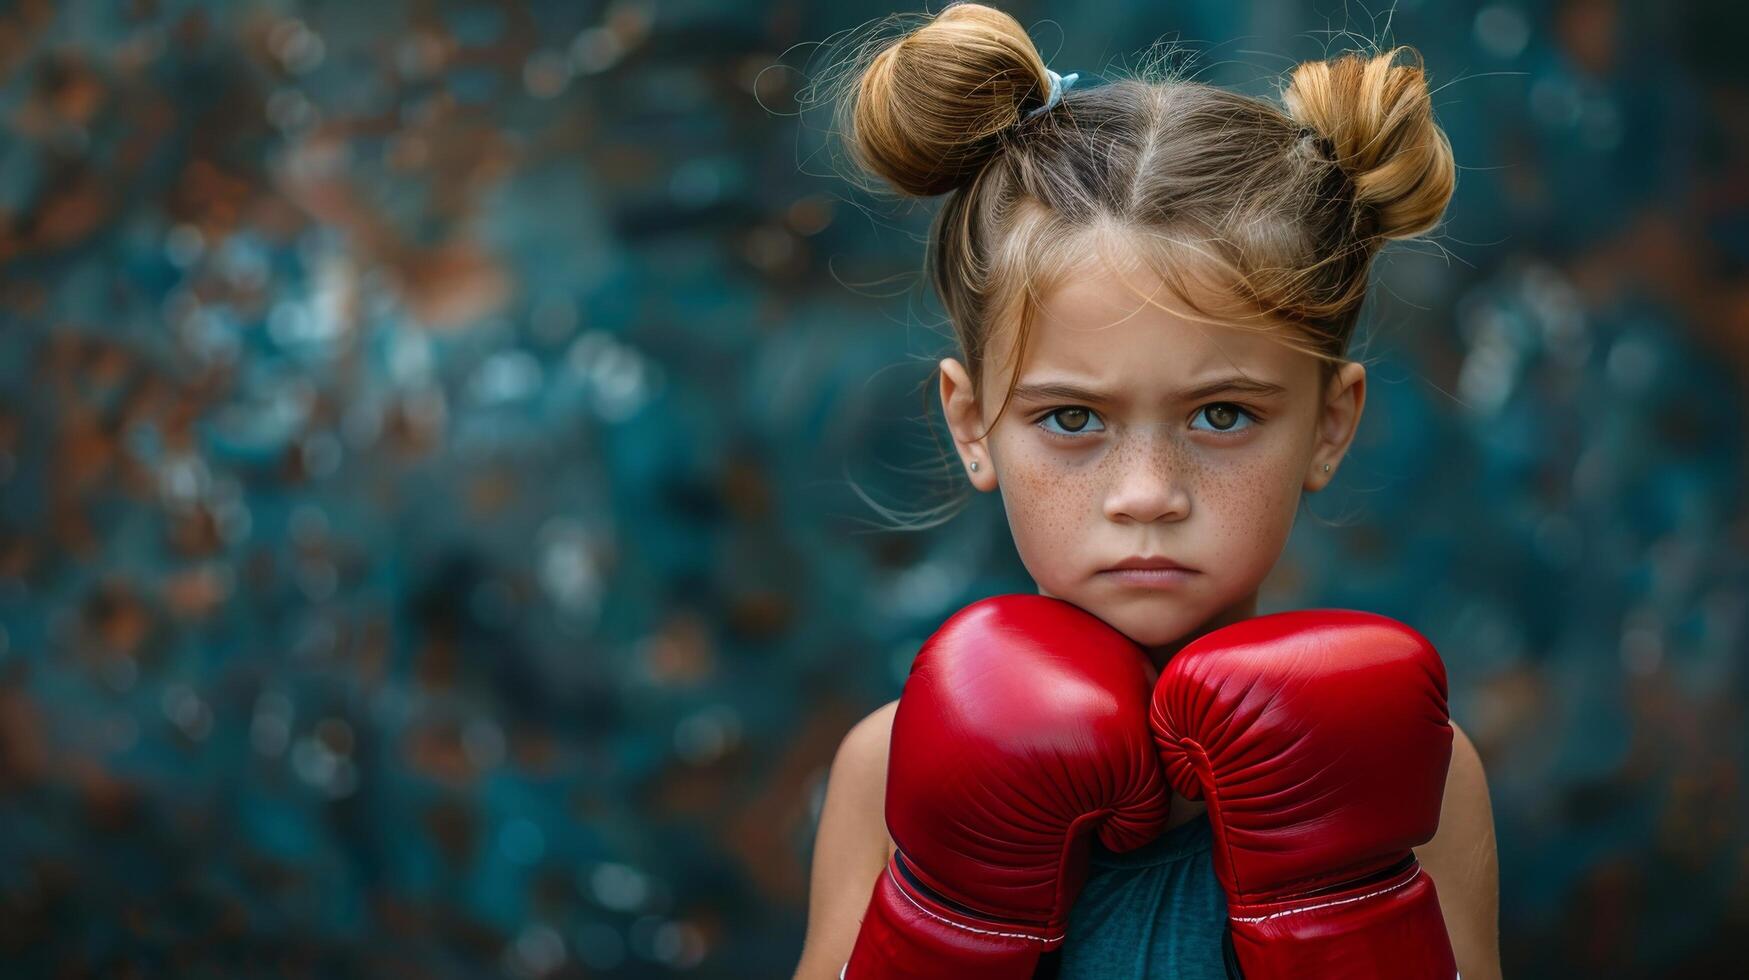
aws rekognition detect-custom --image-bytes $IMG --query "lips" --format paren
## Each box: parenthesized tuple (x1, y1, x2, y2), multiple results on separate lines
(1102, 555, 1195, 573)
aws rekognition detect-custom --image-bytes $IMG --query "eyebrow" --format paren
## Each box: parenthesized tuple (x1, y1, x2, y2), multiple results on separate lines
(1009, 375, 1289, 404)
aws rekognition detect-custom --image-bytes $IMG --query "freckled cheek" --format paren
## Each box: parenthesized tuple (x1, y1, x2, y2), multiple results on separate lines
(990, 434, 1107, 571)
(1198, 450, 1301, 568)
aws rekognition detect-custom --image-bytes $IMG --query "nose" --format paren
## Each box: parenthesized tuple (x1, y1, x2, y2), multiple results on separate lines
(1102, 432, 1191, 525)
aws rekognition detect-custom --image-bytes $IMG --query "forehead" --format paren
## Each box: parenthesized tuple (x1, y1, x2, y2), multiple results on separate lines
(991, 266, 1306, 387)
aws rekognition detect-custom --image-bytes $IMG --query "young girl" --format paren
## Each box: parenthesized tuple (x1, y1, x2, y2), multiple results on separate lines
(793, 4, 1501, 978)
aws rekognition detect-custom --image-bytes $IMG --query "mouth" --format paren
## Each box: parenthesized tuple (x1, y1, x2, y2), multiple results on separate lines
(1101, 556, 1196, 573)
(1098, 556, 1198, 588)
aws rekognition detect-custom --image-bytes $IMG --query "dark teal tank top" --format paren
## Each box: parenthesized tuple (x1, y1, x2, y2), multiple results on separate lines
(1052, 811, 1230, 979)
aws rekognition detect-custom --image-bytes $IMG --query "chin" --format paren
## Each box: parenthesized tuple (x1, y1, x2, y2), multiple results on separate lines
(1079, 596, 1198, 649)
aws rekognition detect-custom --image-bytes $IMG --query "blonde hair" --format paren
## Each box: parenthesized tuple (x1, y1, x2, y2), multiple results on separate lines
(825, 2, 1456, 528)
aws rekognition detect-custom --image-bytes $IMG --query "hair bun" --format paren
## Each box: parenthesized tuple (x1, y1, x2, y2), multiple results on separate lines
(843, 2, 1053, 198)
(1282, 46, 1456, 241)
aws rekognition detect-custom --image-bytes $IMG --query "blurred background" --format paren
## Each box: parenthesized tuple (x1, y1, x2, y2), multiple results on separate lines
(0, 0, 1744, 976)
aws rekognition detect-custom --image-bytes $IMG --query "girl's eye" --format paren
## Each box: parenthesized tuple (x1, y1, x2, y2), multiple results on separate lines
(1034, 403, 1260, 439)
(1191, 402, 1258, 434)
(1037, 406, 1105, 438)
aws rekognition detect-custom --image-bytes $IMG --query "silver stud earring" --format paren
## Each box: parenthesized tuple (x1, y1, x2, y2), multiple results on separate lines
(970, 461, 980, 473)
(1322, 463, 1331, 472)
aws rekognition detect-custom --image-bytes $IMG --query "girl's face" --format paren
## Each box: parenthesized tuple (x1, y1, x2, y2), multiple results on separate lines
(940, 266, 1367, 662)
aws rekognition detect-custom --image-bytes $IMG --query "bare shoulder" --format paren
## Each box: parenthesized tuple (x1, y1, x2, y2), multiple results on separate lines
(847, 697, 899, 766)
(829, 698, 899, 846)
(791, 699, 899, 980)
(1418, 719, 1496, 863)
(838, 698, 899, 862)
(1446, 722, 1491, 805)
(1415, 719, 1503, 980)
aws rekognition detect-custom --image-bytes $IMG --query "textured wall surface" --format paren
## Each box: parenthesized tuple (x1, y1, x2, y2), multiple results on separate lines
(0, 1, 1743, 977)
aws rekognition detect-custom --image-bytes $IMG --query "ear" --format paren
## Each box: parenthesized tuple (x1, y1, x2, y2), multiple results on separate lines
(939, 357, 999, 492)
(1306, 360, 1366, 492)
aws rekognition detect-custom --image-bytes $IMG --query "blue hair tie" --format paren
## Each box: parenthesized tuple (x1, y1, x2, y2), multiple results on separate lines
(1022, 68, 1078, 122)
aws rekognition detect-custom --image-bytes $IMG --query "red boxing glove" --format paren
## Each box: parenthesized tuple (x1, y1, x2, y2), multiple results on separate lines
(1149, 609, 1457, 980)
(844, 594, 1170, 979)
